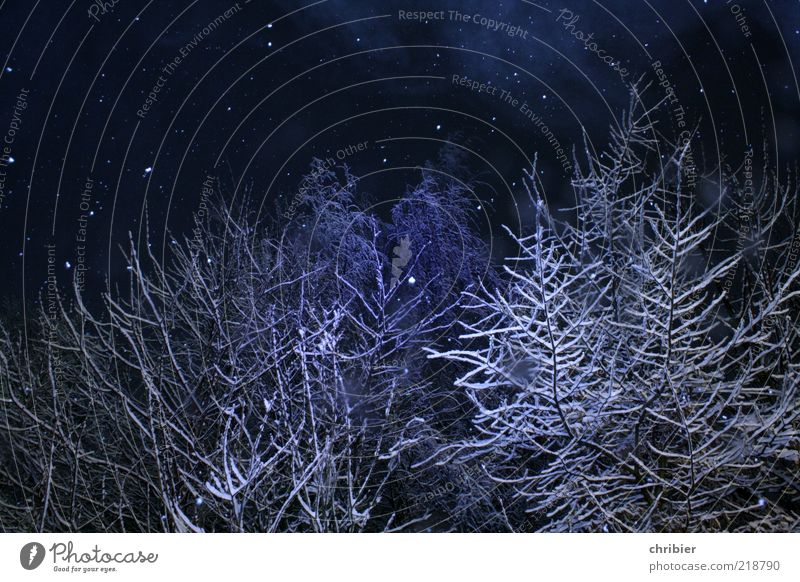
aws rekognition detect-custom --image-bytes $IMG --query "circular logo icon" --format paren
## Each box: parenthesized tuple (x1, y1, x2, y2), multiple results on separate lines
(20, 542, 46, 570)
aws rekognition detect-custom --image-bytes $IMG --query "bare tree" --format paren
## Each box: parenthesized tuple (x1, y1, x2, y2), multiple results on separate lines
(428, 96, 800, 532)
(1, 111, 797, 533)
(0, 166, 484, 532)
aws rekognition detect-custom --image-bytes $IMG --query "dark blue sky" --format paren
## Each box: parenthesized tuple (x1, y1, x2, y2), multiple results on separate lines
(0, 0, 798, 306)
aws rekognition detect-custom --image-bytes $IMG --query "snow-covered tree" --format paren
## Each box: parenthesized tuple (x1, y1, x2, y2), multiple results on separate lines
(428, 96, 800, 532)
(1, 108, 797, 533)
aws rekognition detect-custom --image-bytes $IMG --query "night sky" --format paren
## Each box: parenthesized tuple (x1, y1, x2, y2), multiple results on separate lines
(1, 0, 799, 308)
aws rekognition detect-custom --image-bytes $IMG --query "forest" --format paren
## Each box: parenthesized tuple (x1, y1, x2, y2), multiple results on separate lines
(1, 98, 799, 533)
